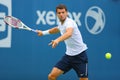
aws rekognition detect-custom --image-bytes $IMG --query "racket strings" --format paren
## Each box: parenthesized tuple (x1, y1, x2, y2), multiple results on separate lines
(7, 17, 22, 28)
(11, 18, 18, 26)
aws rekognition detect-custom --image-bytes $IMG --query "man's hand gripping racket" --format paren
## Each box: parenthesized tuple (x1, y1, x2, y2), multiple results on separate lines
(4, 16, 37, 33)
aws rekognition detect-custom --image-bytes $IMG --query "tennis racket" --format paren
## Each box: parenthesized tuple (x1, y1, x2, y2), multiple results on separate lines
(4, 16, 37, 33)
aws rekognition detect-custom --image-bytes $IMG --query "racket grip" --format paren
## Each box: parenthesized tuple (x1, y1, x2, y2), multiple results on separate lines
(31, 29, 37, 33)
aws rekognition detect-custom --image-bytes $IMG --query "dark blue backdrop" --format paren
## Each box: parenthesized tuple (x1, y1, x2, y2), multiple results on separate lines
(0, 0, 120, 80)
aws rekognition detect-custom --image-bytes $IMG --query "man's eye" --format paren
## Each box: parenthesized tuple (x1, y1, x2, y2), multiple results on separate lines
(58, 12, 61, 14)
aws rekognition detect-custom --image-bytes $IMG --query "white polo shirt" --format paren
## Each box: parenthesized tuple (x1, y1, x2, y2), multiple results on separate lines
(57, 17, 88, 56)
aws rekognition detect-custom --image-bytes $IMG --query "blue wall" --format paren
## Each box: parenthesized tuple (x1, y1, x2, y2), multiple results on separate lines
(0, 0, 120, 80)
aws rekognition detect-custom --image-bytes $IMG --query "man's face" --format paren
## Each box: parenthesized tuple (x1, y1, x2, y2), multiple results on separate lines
(56, 9, 67, 22)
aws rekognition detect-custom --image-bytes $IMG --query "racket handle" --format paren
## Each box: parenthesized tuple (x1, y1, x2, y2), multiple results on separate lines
(31, 29, 37, 33)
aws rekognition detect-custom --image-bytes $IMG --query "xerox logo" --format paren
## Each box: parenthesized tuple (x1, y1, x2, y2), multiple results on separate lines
(36, 6, 105, 35)
(0, 0, 12, 48)
(36, 10, 82, 26)
(85, 6, 105, 35)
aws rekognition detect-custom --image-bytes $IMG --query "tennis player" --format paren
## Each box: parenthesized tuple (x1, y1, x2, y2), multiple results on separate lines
(37, 4, 88, 80)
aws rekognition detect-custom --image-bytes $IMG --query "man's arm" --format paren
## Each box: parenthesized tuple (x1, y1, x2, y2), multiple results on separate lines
(49, 27, 60, 34)
(37, 27, 60, 36)
(50, 27, 73, 48)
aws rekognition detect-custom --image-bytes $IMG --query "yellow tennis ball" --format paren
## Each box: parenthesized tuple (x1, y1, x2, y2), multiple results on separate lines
(105, 53, 112, 59)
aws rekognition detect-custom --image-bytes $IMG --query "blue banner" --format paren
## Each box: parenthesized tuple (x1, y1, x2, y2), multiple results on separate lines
(0, 0, 120, 80)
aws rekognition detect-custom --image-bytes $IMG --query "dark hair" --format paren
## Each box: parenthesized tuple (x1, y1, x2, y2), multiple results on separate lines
(56, 4, 67, 12)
